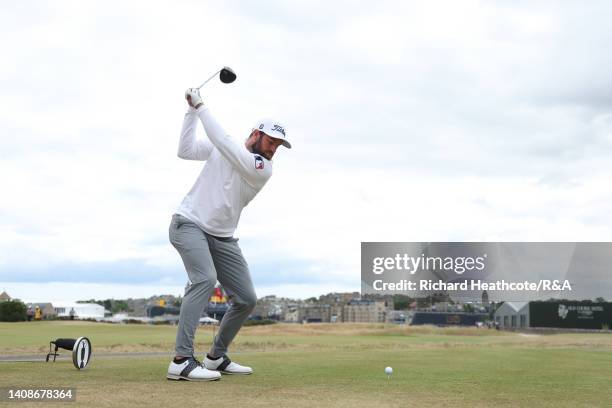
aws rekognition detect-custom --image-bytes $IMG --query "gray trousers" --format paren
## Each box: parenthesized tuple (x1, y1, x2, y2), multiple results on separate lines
(169, 214, 256, 357)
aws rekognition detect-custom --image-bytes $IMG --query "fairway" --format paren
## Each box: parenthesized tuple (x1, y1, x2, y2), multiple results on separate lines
(1, 322, 611, 407)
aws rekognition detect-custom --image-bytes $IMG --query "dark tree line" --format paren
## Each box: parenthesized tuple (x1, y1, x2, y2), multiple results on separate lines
(0, 300, 27, 321)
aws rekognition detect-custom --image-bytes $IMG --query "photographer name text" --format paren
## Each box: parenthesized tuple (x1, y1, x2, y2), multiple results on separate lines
(372, 279, 572, 292)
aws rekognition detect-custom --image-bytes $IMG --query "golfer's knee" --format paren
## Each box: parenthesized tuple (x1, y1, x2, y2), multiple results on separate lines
(185, 275, 216, 294)
(236, 292, 257, 311)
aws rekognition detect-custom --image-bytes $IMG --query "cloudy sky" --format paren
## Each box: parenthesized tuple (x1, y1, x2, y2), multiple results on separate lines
(1, 1, 611, 302)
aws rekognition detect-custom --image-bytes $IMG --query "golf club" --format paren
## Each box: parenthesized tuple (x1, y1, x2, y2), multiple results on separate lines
(197, 66, 237, 89)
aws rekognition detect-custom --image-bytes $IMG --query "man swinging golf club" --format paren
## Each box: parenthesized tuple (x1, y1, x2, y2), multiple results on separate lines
(167, 87, 291, 381)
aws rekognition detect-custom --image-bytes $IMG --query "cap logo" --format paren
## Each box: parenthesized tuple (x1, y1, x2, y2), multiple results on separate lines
(272, 124, 286, 137)
(259, 124, 264, 130)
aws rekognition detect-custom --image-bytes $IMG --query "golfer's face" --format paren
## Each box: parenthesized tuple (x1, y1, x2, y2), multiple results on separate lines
(259, 132, 284, 159)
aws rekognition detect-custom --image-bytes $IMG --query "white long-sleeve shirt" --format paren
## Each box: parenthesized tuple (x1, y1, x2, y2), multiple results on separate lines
(175, 106, 272, 237)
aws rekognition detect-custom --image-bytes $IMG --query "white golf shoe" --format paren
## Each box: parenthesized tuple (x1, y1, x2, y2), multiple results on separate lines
(204, 354, 253, 375)
(167, 356, 221, 381)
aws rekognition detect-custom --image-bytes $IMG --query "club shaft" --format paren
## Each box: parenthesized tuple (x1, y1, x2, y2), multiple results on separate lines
(198, 70, 221, 89)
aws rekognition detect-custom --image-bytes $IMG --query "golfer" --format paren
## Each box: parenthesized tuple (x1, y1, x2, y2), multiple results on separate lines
(166, 88, 290, 381)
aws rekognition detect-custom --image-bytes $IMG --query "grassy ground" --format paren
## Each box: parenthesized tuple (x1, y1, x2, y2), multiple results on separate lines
(1, 322, 611, 407)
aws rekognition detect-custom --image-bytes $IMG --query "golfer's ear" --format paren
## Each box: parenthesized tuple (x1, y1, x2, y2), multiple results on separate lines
(245, 131, 255, 146)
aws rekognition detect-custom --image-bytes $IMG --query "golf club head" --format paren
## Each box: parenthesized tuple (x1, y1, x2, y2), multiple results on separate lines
(219, 66, 236, 84)
(197, 66, 237, 89)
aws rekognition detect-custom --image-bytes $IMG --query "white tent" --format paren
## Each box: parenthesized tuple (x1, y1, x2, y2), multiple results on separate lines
(199, 316, 219, 325)
(53, 302, 105, 319)
(494, 302, 529, 329)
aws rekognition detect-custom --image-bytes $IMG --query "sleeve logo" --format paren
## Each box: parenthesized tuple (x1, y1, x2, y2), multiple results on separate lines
(255, 155, 264, 170)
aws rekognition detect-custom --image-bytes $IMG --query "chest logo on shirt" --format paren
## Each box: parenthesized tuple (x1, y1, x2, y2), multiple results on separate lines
(255, 156, 264, 170)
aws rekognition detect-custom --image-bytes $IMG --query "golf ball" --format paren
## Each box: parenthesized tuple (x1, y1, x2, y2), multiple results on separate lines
(385, 366, 393, 375)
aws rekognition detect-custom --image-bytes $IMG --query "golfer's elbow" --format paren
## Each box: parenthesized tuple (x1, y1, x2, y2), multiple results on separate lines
(177, 150, 194, 160)
(177, 139, 198, 159)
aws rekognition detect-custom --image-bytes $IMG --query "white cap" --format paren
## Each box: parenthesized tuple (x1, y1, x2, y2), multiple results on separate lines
(253, 119, 291, 149)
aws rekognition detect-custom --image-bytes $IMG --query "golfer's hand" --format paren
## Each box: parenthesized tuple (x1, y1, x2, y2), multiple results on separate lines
(185, 88, 204, 109)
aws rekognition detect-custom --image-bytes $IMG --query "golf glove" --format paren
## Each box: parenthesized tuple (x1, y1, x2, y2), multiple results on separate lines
(185, 88, 203, 108)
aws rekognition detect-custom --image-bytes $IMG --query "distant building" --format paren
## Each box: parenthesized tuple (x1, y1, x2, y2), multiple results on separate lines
(343, 299, 386, 323)
(284, 308, 299, 322)
(330, 305, 343, 323)
(251, 292, 395, 323)
(318, 292, 360, 305)
(0, 291, 11, 302)
(251, 294, 300, 321)
(298, 304, 331, 323)
(54, 302, 105, 319)
(252, 300, 283, 320)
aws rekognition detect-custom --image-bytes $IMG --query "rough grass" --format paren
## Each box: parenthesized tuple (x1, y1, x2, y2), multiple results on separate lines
(0, 322, 611, 407)
(1, 321, 611, 355)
